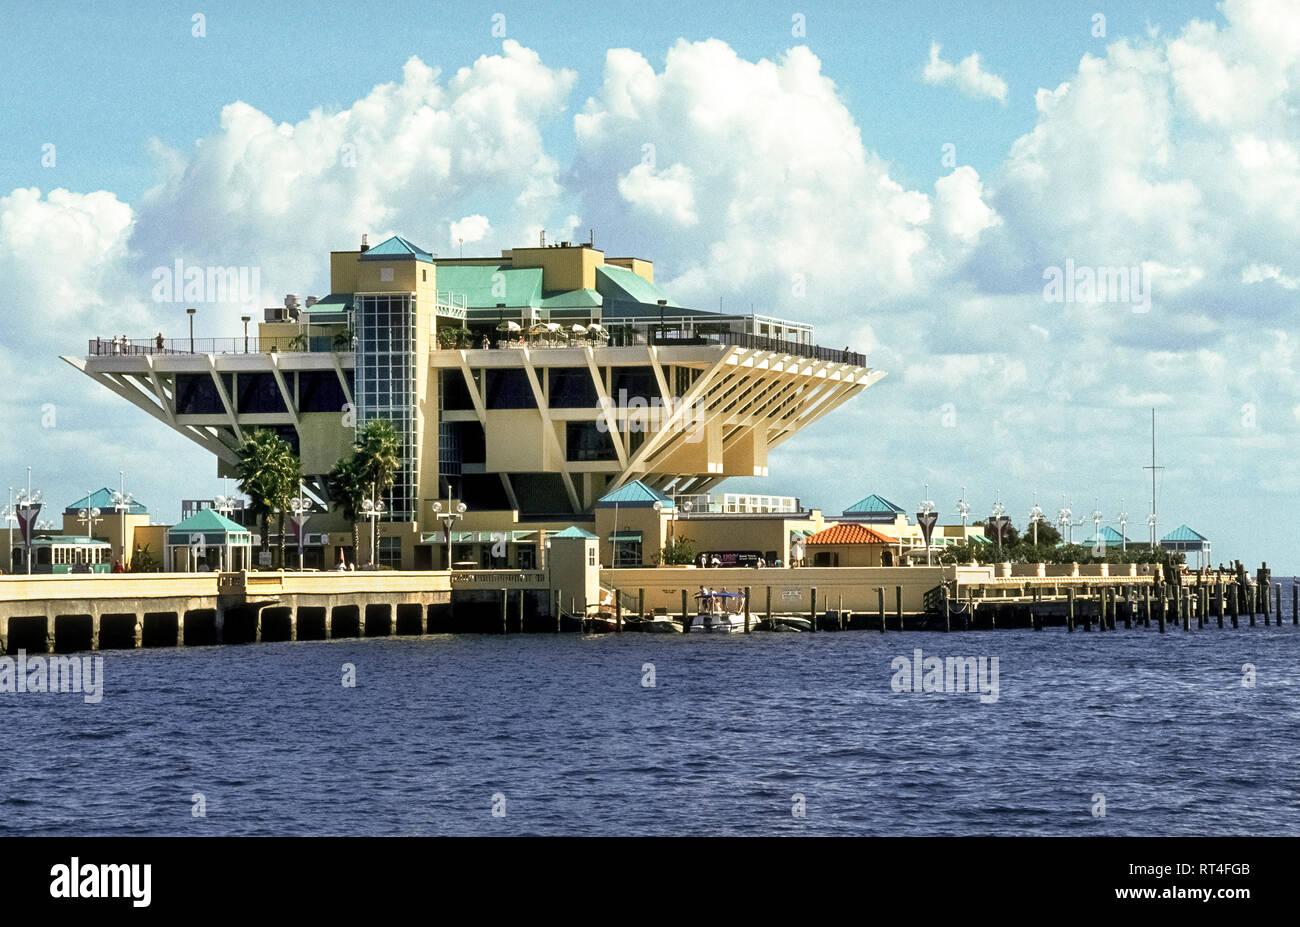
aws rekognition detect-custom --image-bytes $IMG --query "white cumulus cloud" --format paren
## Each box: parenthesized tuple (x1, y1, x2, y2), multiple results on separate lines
(922, 42, 1009, 102)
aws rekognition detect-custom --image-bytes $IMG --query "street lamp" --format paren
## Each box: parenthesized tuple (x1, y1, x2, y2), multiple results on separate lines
(289, 485, 312, 571)
(1090, 499, 1104, 554)
(990, 492, 1009, 555)
(918, 484, 936, 566)
(432, 491, 467, 570)
(3, 487, 14, 572)
(956, 488, 970, 528)
(1057, 500, 1072, 546)
(1117, 502, 1129, 552)
(15, 472, 43, 575)
(111, 472, 135, 567)
(1028, 492, 1044, 546)
(187, 307, 196, 353)
(241, 315, 251, 353)
(362, 489, 386, 568)
(76, 493, 102, 542)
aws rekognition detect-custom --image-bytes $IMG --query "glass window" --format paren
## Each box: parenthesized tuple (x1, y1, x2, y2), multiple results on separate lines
(236, 373, 287, 414)
(548, 368, 599, 408)
(175, 373, 225, 414)
(566, 422, 617, 461)
(298, 371, 347, 413)
(483, 369, 536, 409)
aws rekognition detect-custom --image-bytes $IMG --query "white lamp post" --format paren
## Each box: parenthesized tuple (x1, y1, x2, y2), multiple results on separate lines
(919, 485, 935, 566)
(1090, 499, 1104, 554)
(362, 489, 386, 568)
(112, 471, 135, 567)
(289, 485, 311, 571)
(16, 475, 44, 575)
(431, 491, 467, 570)
(1117, 502, 1129, 552)
(3, 487, 14, 571)
(76, 493, 102, 543)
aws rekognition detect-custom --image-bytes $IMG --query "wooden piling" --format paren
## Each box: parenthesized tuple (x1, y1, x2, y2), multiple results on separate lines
(682, 588, 689, 630)
(895, 586, 903, 631)
(1249, 585, 1256, 627)
(877, 586, 886, 633)
(1067, 587, 1075, 632)
(1158, 588, 1166, 633)
(838, 593, 844, 631)
(615, 589, 623, 632)
(1215, 582, 1224, 628)
(943, 584, 950, 633)
(1143, 585, 1151, 628)
(1231, 581, 1239, 628)
(744, 586, 751, 633)
(765, 586, 772, 629)
(810, 587, 817, 633)
(1275, 585, 1282, 625)
(518, 587, 524, 632)
(638, 588, 645, 622)
(501, 588, 508, 634)
(1293, 582, 1298, 626)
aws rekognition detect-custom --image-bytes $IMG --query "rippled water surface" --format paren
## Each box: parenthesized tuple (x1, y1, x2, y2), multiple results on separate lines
(3, 578, 1298, 835)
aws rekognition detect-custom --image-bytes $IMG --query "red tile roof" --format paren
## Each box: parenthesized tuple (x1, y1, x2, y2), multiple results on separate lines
(805, 523, 893, 545)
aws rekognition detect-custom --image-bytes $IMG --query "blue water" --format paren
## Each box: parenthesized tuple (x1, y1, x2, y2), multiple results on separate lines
(3, 579, 1298, 836)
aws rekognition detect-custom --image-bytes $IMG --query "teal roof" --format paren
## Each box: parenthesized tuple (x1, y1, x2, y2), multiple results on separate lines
(168, 509, 249, 537)
(844, 494, 905, 516)
(596, 264, 677, 307)
(304, 293, 353, 313)
(32, 535, 110, 546)
(359, 235, 434, 263)
(65, 488, 147, 515)
(539, 288, 603, 309)
(435, 264, 543, 309)
(1162, 524, 1208, 543)
(596, 480, 675, 509)
(552, 526, 598, 539)
(1081, 525, 1130, 546)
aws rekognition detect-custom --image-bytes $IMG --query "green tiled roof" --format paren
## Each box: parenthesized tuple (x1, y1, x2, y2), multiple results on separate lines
(1081, 525, 1130, 546)
(552, 526, 598, 539)
(435, 264, 543, 309)
(596, 264, 677, 307)
(596, 480, 674, 509)
(359, 235, 434, 263)
(65, 488, 147, 515)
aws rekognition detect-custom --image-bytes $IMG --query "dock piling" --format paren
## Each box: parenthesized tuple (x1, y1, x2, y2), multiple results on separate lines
(895, 586, 903, 632)
(810, 587, 817, 633)
(877, 587, 885, 633)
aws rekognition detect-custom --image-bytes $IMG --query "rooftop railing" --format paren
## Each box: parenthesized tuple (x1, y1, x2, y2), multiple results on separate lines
(88, 335, 355, 356)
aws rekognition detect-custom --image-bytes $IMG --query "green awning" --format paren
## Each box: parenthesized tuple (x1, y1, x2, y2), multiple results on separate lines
(608, 531, 643, 542)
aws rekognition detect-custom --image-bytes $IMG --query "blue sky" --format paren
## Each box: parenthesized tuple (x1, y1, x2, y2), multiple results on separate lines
(2, 0, 1296, 573)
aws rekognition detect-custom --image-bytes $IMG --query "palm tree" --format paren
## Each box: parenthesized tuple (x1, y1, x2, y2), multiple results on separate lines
(235, 428, 300, 568)
(355, 418, 401, 566)
(327, 454, 367, 566)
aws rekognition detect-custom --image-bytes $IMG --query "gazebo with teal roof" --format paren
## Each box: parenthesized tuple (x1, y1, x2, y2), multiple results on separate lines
(1161, 524, 1211, 567)
(166, 509, 255, 572)
(840, 493, 906, 525)
(1080, 525, 1131, 550)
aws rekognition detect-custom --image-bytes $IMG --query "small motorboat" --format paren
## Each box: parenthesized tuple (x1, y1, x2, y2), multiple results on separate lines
(689, 589, 753, 633)
(754, 615, 813, 632)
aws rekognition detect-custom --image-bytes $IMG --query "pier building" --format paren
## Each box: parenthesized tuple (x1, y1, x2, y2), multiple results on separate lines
(66, 235, 883, 569)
